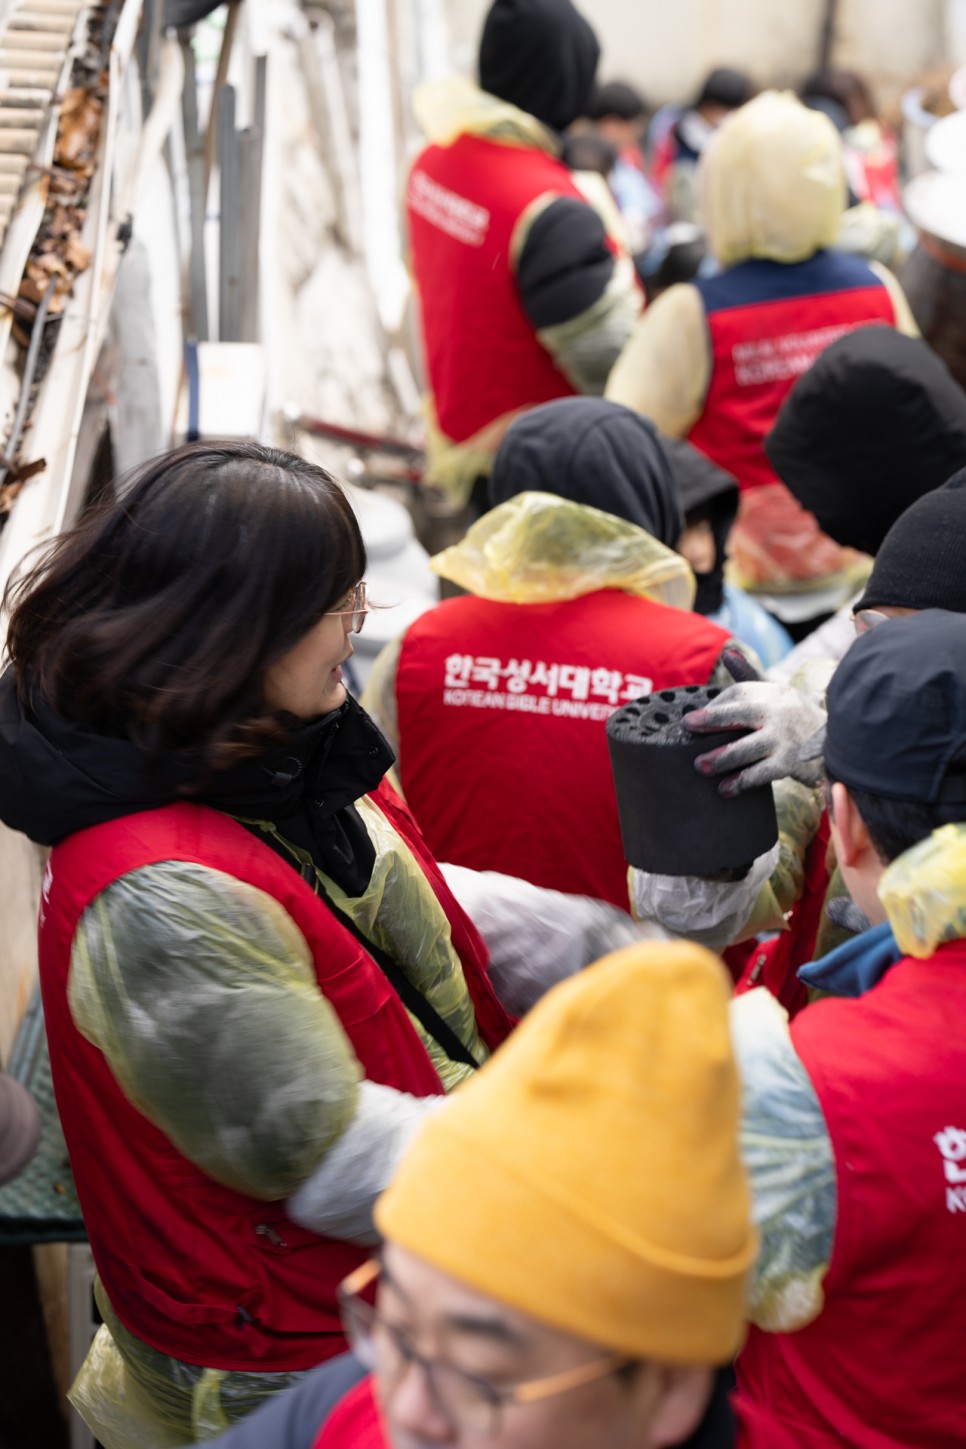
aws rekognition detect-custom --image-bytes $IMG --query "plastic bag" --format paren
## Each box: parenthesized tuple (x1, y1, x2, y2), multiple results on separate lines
(880, 822, 966, 959)
(69, 1326, 187, 1449)
(430, 491, 696, 611)
(288, 1080, 441, 1241)
(730, 988, 836, 1333)
(69, 1288, 306, 1446)
(631, 843, 780, 951)
(440, 863, 667, 1015)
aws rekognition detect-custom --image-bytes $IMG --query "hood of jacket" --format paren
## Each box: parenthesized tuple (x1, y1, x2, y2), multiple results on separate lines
(701, 90, 846, 265)
(478, 0, 598, 133)
(798, 919, 900, 998)
(0, 669, 393, 888)
(431, 491, 695, 608)
(413, 75, 559, 154)
(488, 397, 684, 547)
(879, 823, 966, 959)
(663, 438, 739, 615)
(765, 326, 966, 555)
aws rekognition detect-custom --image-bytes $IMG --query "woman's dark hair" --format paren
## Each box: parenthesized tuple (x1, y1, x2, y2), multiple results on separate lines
(4, 440, 366, 767)
(695, 67, 753, 113)
(801, 68, 876, 128)
(584, 80, 646, 123)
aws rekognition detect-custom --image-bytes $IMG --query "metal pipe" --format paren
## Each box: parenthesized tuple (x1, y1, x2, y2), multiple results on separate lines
(217, 82, 240, 341)
(180, 31, 209, 340)
(816, 0, 841, 70)
(203, 0, 241, 202)
(0, 275, 57, 490)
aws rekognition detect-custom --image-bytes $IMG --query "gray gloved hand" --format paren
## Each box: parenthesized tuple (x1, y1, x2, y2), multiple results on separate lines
(682, 680, 827, 796)
(824, 896, 872, 937)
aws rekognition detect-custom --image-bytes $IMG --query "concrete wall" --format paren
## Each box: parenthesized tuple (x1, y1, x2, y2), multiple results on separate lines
(445, 0, 950, 109)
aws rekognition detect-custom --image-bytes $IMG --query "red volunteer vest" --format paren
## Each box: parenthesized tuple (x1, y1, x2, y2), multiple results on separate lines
(395, 590, 729, 909)
(38, 785, 512, 1372)
(736, 941, 966, 1446)
(688, 251, 896, 491)
(407, 134, 602, 446)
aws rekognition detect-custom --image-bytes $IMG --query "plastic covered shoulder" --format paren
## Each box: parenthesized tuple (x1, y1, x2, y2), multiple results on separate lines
(431, 491, 695, 608)
(731, 987, 836, 1332)
(68, 860, 362, 1199)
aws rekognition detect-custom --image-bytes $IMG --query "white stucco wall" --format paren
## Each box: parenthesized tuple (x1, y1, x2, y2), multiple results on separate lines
(445, 0, 949, 109)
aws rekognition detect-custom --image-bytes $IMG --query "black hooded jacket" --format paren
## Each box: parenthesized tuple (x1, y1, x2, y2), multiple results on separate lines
(765, 326, 966, 556)
(0, 672, 394, 896)
(663, 439, 740, 615)
(471, 0, 625, 356)
(478, 0, 599, 134)
(488, 397, 684, 547)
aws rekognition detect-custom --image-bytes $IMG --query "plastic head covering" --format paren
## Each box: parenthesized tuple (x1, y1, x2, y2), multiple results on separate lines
(880, 822, 966, 959)
(765, 327, 966, 555)
(488, 397, 683, 548)
(857, 468, 966, 613)
(478, 0, 600, 134)
(700, 90, 846, 264)
(376, 942, 757, 1364)
(431, 491, 695, 609)
(663, 438, 739, 615)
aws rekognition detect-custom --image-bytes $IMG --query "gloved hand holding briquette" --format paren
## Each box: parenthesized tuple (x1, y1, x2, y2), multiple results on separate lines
(682, 648, 827, 796)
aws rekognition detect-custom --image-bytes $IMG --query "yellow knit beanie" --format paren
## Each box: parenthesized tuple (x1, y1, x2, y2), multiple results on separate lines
(375, 943, 756, 1365)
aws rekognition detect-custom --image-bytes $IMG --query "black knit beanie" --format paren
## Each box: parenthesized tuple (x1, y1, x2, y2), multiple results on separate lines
(765, 328, 966, 556)
(857, 468, 966, 613)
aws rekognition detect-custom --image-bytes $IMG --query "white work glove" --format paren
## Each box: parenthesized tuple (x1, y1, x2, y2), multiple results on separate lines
(440, 863, 653, 1015)
(683, 680, 827, 796)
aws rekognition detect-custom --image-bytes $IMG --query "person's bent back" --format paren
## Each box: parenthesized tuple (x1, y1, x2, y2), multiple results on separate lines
(364, 401, 734, 909)
(732, 611, 966, 1445)
(607, 91, 917, 592)
(407, 0, 642, 506)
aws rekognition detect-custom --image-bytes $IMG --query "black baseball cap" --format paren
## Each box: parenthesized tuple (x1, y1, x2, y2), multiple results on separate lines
(824, 610, 966, 804)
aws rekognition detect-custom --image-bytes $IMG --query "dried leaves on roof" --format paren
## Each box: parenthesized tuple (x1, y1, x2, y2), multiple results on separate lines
(15, 76, 103, 333)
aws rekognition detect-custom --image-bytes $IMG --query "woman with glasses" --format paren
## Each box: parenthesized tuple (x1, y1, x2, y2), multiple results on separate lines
(0, 440, 513, 1443)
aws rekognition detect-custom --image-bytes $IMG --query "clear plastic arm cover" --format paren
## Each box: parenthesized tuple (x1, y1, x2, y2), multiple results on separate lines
(68, 860, 362, 1200)
(69, 1286, 306, 1446)
(731, 988, 836, 1333)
